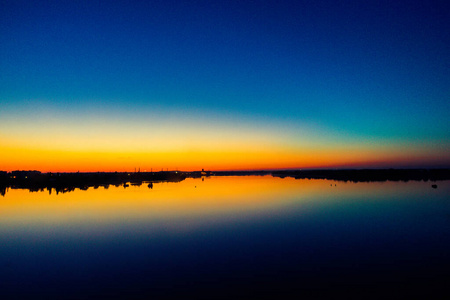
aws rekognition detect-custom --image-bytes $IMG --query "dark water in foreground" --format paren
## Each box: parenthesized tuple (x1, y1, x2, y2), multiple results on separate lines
(1, 176, 449, 299)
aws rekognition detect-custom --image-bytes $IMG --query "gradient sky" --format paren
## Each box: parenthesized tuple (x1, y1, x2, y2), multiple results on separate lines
(1, 0, 449, 171)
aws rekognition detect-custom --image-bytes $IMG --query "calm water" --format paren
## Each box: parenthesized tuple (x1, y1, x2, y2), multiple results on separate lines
(1, 176, 449, 299)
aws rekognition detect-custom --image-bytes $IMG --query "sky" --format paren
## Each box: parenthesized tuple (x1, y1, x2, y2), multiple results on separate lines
(1, 0, 449, 172)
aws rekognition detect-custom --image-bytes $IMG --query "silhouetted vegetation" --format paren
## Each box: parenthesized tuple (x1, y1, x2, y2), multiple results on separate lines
(272, 169, 450, 182)
(1, 169, 449, 196)
(0, 170, 186, 196)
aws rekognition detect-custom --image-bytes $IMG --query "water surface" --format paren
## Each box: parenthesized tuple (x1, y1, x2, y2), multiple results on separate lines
(1, 176, 449, 299)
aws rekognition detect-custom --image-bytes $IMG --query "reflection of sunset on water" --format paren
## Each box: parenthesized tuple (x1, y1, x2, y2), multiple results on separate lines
(1, 176, 447, 235)
(1, 176, 449, 299)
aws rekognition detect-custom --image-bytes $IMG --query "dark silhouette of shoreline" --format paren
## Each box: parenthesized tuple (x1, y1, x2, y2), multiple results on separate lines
(1, 168, 449, 196)
(271, 168, 450, 182)
(0, 171, 186, 196)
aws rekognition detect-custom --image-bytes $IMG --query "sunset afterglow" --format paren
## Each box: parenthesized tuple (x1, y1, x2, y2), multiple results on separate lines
(1, 1, 449, 171)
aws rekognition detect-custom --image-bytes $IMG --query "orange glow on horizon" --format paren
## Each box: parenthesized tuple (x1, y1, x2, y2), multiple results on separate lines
(1, 141, 449, 172)
(1, 111, 449, 172)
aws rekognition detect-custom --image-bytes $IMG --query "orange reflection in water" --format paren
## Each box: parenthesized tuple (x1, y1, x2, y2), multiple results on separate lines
(0, 177, 306, 226)
(0, 176, 443, 233)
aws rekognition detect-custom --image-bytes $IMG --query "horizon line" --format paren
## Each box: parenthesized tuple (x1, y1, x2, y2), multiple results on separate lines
(2, 167, 450, 174)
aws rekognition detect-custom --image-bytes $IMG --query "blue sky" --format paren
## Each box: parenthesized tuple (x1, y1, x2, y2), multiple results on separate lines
(1, 0, 449, 170)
